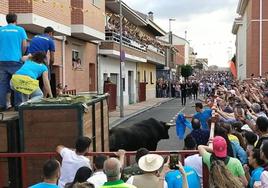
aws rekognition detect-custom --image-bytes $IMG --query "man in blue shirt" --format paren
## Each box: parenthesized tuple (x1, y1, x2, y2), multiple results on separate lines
(165, 166, 201, 188)
(0, 13, 28, 111)
(28, 26, 55, 66)
(27, 26, 55, 96)
(193, 102, 212, 129)
(30, 159, 60, 188)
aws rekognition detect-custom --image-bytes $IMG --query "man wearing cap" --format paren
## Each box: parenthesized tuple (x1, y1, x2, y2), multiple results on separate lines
(126, 154, 168, 188)
(198, 136, 248, 186)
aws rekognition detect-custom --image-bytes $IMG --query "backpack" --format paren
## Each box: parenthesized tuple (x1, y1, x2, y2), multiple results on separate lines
(210, 154, 230, 165)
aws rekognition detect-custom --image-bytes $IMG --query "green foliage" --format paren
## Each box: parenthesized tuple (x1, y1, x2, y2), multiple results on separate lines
(181, 65, 193, 79)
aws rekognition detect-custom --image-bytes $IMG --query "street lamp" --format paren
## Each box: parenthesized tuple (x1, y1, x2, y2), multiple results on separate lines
(168, 18, 175, 98)
(119, 0, 124, 117)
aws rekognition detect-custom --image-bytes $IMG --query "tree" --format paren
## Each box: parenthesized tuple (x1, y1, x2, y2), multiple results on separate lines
(181, 65, 193, 80)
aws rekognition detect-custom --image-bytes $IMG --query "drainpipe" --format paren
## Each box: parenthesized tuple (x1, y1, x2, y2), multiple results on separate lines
(62, 36, 66, 86)
(97, 41, 101, 94)
(259, 0, 263, 76)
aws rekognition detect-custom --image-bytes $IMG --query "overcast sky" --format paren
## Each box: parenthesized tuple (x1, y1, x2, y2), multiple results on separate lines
(123, 0, 239, 67)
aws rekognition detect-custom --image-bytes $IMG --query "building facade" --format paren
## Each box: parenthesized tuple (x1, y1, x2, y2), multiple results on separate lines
(0, 0, 8, 25)
(99, 0, 166, 106)
(232, 0, 268, 79)
(5, 0, 105, 93)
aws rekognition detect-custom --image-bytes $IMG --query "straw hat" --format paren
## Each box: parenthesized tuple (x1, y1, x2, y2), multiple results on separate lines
(138, 154, 164, 172)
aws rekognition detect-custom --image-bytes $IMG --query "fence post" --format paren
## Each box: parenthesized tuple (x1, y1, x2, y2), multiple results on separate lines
(21, 156, 28, 188)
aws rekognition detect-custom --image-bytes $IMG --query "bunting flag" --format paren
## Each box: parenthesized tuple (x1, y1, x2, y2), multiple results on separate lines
(229, 60, 237, 79)
(176, 114, 192, 140)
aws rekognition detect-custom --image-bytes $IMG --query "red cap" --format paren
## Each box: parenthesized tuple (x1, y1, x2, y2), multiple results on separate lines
(213, 136, 227, 158)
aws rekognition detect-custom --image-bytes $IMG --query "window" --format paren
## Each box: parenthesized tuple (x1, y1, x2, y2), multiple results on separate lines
(122, 78, 125, 91)
(92, 0, 101, 8)
(144, 70, 146, 83)
(72, 44, 83, 70)
(150, 72, 154, 84)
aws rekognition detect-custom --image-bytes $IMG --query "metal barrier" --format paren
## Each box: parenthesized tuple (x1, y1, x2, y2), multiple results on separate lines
(0, 150, 209, 188)
(63, 89, 77, 95)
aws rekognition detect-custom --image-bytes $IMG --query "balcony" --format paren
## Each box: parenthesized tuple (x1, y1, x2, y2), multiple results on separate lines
(71, 0, 105, 41)
(105, 31, 146, 52)
(100, 31, 165, 65)
(10, 0, 71, 35)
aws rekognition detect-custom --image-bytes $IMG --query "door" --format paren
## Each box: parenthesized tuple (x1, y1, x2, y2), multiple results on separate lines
(128, 71, 134, 104)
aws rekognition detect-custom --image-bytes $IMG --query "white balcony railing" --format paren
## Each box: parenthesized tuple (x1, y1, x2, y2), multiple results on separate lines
(105, 31, 146, 52)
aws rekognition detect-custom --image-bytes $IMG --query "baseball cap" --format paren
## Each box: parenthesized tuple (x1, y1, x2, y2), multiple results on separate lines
(213, 136, 227, 158)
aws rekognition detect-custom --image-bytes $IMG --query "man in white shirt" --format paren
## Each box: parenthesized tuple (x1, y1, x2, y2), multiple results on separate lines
(56, 137, 92, 188)
(87, 155, 107, 188)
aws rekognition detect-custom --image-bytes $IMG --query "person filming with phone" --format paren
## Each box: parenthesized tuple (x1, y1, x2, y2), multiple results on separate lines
(165, 152, 200, 188)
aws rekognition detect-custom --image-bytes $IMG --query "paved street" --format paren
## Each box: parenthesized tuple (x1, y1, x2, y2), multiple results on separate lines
(115, 97, 197, 151)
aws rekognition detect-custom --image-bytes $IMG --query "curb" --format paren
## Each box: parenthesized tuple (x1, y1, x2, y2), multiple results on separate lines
(109, 98, 175, 129)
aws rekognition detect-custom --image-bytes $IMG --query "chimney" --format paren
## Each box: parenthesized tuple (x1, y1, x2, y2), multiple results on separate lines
(148, 11, 154, 21)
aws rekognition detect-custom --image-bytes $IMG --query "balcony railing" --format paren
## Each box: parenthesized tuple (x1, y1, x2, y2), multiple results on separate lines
(147, 44, 165, 55)
(105, 31, 146, 52)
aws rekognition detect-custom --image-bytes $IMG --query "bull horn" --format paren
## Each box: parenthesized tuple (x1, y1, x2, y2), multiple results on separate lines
(165, 122, 176, 127)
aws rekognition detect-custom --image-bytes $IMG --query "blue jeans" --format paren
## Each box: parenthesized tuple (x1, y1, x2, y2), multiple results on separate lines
(22, 87, 43, 102)
(0, 62, 22, 109)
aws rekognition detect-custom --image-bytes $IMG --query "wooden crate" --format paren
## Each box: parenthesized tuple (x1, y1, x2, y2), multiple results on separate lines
(0, 112, 21, 188)
(18, 95, 109, 186)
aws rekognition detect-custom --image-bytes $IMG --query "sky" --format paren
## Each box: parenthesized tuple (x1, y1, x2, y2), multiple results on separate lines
(123, 0, 239, 67)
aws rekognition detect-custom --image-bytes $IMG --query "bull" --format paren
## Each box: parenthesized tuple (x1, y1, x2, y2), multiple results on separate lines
(109, 118, 171, 151)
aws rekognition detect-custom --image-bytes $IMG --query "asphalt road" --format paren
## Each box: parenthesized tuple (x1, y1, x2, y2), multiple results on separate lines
(115, 97, 197, 151)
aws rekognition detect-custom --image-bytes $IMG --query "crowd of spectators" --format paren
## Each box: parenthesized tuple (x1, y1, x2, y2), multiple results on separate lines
(105, 13, 165, 54)
(29, 71, 268, 188)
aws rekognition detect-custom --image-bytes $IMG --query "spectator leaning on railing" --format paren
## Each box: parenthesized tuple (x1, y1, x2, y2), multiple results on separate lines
(56, 137, 92, 188)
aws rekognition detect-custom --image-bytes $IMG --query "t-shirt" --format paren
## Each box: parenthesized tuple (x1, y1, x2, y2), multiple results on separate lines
(101, 180, 136, 188)
(87, 171, 107, 188)
(184, 154, 203, 186)
(202, 151, 245, 177)
(165, 166, 201, 188)
(260, 171, 268, 188)
(30, 182, 59, 188)
(0, 24, 27, 62)
(58, 148, 91, 188)
(190, 129, 210, 146)
(193, 109, 212, 129)
(249, 167, 263, 188)
(16, 60, 48, 79)
(126, 175, 167, 188)
(28, 34, 55, 54)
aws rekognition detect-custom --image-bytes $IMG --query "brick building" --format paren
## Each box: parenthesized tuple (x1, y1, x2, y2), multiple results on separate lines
(0, 0, 8, 25)
(232, 0, 268, 80)
(2, 0, 105, 93)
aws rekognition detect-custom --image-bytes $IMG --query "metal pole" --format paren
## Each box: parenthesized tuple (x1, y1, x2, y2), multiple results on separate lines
(259, 0, 263, 76)
(119, 0, 124, 117)
(169, 31, 172, 98)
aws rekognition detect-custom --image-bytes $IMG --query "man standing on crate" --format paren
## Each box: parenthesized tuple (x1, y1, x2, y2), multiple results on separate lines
(23, 26, 55, 96)
(0, 13, 28, 111)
